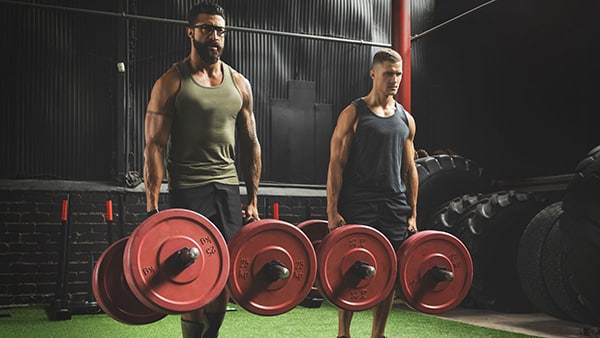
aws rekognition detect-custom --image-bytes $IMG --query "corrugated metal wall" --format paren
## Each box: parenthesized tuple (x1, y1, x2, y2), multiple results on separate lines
(1, 0, 390, 183)
(2, 1, 120, 180)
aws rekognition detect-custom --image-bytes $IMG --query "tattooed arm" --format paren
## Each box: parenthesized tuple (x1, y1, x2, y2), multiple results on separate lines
(144, 66, 179, 212)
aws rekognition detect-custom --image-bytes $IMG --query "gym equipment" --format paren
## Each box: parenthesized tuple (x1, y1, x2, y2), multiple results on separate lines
(48, 195, 101, 321)
(93, 209, 229, 324)
(297, 220, 329, 308)
(93, 212, 472, 326)
(123, 209, 230, 314)
(92, 210, 317, 323)
(228, 219, 317, 315)
(317, 225, 398, 311)
(396, 230, 473, 314)
(92, 237, 166, 324)
(301, 221, 473, 314)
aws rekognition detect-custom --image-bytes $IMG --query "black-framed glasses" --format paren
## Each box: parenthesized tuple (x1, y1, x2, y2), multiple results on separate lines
(191, 24, 227, 36)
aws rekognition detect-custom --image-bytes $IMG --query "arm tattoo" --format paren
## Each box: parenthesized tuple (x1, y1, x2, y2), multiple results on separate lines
(146, 110, 173, 118)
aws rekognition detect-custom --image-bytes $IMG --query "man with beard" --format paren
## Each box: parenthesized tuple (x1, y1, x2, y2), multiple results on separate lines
(143, 2, 261, 337)
(327, 49, 418, 338)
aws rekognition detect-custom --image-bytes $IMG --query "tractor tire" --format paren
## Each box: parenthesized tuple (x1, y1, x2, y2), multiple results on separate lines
(543, 214, 597, 324)
(456, 190, 548, 313)
(425, 194, 482, 234)
(560, 145, 600, 324)
(416, 155, 492, 230)
(516, 202, 571, 320)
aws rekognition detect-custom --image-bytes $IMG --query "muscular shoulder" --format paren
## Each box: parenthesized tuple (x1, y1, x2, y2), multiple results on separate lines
(148, 65, 181, 113)
(152, 65, 181, 99)
(341, 102, 358, 119)
(337, 103, 359, 132)
(404, 109, 416, 137)
(230, 67, 252, 95)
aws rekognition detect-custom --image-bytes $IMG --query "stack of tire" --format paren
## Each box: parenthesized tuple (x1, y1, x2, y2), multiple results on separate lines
(415, 148, 600, 326)
(516, 146, 600, 326)
(415, 154, 551, 313)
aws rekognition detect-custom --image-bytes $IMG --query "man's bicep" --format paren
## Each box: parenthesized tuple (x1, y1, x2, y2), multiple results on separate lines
(145, 113, 171, 148)
(330, 108, 356, 165)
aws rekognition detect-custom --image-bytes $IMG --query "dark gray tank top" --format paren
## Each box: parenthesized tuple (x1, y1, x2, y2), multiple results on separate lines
(341, 98, 410, 198)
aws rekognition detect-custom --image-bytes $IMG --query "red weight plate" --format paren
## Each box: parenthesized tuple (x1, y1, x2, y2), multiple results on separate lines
(124, 209, 230, 313)
(92, 237, 166, 324)
(317, 225, 397, 311)
(228, 219, 317, 316)
(297, 219, 329, 251)
(397, 230, 473, 314)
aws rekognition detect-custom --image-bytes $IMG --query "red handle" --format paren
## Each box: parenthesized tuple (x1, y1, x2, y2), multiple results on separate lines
(61, 199, 68, 222)
(106, 200, 113, 222)
(273, 202, 279, 220)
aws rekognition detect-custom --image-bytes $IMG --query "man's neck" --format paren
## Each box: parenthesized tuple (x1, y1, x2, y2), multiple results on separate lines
(187, 54, 223, 86)
(187, 54, 221, 76)
(364, 90, 395, 108)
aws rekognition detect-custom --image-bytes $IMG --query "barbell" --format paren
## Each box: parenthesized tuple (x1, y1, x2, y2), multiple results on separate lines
(298, 220, 473, 314)
(92, 209, 316, 324)
(92, 209, 473, 325)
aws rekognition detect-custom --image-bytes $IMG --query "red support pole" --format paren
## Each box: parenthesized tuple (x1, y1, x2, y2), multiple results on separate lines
(392, 0, 411, 112)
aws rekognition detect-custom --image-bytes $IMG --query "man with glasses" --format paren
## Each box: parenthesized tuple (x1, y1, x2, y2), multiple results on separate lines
(143, 2, 261, 337)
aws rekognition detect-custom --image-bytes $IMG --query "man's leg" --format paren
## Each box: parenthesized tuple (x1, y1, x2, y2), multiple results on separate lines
(338, 308, 353, 338)
(181, 288, 229, 338)
(181, 309, 205, 338)
(371, 290, 395, 338)
(202, 288, 230, 338)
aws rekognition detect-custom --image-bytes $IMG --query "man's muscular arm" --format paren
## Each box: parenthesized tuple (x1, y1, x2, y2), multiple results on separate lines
(326, 104, 357, 231)
(401, 113, 418, 232)
(144, 67, 178, 213)
(233, 72, 262, 221)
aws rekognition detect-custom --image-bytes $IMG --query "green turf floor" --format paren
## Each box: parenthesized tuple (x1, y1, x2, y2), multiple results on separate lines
(0, 302, 534, 338)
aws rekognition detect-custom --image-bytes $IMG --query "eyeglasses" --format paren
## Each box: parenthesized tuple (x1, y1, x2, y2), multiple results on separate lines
(191, 24, 227, 36)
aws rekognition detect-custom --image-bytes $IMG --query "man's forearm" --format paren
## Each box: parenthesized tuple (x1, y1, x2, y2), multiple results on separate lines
(144, 149, 164, 211)
(405, 165, 419, 217)
(242, 143, 261, 206)
(326, 163, 343, 215)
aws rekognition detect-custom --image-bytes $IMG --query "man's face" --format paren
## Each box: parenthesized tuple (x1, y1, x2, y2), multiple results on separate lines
(188, 13, 226, 64)
(371, 60, 403, 96)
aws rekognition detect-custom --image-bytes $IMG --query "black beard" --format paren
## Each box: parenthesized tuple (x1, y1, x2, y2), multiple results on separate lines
(193, 39, 221, 64)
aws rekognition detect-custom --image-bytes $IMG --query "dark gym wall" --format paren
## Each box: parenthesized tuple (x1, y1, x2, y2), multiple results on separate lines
(1, 1, 120, 181)
(1, 0, 599, 183)
(410, 0, 600, 178)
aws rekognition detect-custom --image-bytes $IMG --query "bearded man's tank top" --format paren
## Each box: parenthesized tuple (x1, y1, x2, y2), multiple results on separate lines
(167, 60, 243, 190)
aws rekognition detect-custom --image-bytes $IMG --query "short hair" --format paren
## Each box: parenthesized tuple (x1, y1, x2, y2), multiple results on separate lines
(372, 49, 402, 66)
(188, 2, 226, 26)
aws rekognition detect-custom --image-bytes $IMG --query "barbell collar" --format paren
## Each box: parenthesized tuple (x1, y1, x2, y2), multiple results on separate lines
(265, 260, 290, 281)
(167, 247, 200, 270)
(430, 265, 455, 282)
(351, 261, 376, 279)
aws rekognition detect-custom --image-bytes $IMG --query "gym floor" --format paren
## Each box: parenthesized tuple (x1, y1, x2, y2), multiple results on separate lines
(399, 302, 589, 338)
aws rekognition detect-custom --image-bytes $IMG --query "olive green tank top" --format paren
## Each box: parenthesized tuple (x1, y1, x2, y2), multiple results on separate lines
(167, 60, 243, 190)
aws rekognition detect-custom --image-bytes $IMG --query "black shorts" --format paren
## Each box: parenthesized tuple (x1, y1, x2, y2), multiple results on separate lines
(338, 192, 412, 251)
(169, 183, 243, 242)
